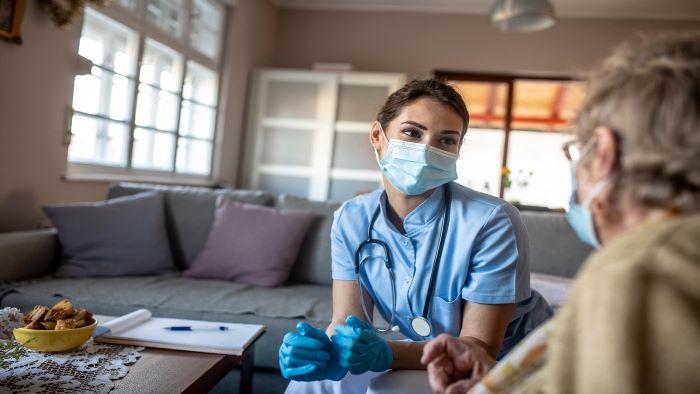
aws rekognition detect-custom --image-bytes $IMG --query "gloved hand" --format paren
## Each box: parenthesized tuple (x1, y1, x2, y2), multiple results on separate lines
(278, 321, 348, 381)
(331, 315, 393, 375)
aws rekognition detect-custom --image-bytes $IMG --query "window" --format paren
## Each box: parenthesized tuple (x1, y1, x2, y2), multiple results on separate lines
(68, 0, 225, 181)
(437, 73, 586, 209)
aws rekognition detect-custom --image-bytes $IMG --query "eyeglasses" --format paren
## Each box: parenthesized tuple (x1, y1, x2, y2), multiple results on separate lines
(562, 138, 595, 162)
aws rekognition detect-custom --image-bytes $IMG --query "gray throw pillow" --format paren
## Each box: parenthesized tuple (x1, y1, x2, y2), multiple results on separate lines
(43, 192, 175, 277)
(184, 197, 315, 287)
(106, 182, 276, 269)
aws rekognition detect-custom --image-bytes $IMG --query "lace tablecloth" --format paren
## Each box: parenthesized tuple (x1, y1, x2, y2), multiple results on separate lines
(0, 340, 143, 394)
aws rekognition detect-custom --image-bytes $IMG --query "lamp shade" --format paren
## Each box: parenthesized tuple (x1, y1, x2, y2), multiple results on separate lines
(491, 0, 556, 32)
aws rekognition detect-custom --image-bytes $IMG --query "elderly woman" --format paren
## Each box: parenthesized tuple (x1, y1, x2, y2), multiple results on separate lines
(422, 31, 700, 394)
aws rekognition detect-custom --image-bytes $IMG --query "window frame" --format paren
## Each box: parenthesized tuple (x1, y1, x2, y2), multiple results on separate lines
(433, 70, 581, 201)
(66, 0, 226, 186)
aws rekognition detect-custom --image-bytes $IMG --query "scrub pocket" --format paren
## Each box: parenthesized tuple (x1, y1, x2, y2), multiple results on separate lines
(429, 296, 463, 337)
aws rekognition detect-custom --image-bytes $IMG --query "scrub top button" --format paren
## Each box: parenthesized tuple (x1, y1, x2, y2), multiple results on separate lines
(404, 277, 410, 284)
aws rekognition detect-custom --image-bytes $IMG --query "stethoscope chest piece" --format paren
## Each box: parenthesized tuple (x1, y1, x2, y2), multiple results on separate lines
(410, 316, 432, 337)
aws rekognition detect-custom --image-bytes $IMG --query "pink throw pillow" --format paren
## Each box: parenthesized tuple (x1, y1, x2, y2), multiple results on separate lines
(184, 197, 315, 287)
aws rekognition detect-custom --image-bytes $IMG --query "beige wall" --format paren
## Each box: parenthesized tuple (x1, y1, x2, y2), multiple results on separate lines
(1, 4, 698, 232)
(0, 0, 100, 232)
(274, 9, 700, 78)
(216, 0, 278, 185)
(0, 0, 277, 232)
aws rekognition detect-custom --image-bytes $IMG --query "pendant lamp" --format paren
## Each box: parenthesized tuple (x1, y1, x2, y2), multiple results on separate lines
(491, 0, 556, 32)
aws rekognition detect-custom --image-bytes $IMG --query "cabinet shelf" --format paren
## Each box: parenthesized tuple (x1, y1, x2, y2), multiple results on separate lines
(244, 68, 405, 201)
(258, 164, 314, 177)
(330, 168, 382, 181)
(261, 117, 319, 130)
(335, 121, 372, 134)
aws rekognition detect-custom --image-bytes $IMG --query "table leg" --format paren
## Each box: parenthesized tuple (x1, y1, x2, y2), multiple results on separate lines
(239, 344, 255, 394)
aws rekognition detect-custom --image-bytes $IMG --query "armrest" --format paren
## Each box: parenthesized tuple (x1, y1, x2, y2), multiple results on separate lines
(0, 229, 59, 281)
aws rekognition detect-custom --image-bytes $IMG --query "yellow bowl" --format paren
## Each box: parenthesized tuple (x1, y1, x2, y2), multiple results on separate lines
(13, 320, 98, 353)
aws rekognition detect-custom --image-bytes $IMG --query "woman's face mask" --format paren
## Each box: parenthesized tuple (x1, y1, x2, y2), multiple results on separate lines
(375, 124, 459, 195)
(566, 145, 609, 248)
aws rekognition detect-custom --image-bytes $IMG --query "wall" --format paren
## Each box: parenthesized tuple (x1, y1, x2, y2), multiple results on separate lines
(0, 0, 97, 232)
(274, 9, 700, 78)
(0, 0, 278, 232)
(216, 0, 278, 185)
(1, 4, 699, 232)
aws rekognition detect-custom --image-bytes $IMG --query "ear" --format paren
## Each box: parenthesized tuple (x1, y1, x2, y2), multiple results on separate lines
(590, 126, 618, 180)
(369, 121, 383, 152)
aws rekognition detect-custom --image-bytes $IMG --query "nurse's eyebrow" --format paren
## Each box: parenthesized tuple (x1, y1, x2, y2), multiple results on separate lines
(401, 121, 428, 130)
(401, 121, 460, 135)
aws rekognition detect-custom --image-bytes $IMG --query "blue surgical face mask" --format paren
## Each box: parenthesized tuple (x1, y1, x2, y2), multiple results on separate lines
(566, 161, 609, 248)
(375, 124, 459, 195)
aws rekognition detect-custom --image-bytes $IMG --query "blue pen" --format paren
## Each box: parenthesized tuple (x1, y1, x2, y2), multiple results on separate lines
(164, 326, 229, 331)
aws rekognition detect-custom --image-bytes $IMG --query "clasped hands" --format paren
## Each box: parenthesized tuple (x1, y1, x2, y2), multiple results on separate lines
(420, 334, 496, 394)
(279, 315, 393, 381)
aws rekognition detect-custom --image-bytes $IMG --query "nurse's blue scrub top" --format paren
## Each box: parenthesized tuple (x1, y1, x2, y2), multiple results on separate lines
(331, 182, 552, 357)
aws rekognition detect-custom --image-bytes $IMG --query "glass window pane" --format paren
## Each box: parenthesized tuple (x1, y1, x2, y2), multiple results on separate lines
(176, 138, 212, 175)
(72, 68, 102, 116)
(332, 132, 377, 170)
(141, 39, 184, 92)
(329, 179, 381, 202)
(135, 84, 180, 131)
(179, 101, 215, 139)
(504, 130, 571, 208)
(455, 128, 505, 196)
(68, 115, 98, 163)
(114, 0, 139, 12)
(190, 0, 223, 60)
(183, 61, 218, 106)
(511, 80, 587, 132)
(261, 127, 313, 166)
(72, 67, 135, 121)
(68, 114, 129, 166)
(146, 0, 185, 37)
(336, 85, 390, 122)
(451, 81, 507, 130)
(132, 128, 175, 170)
(80, 9, 138, 77)
(258, 174, 310, 197)
(265, 80, 320, 119)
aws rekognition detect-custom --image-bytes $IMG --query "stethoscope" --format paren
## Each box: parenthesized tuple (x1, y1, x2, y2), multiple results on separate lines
(354, 184, 452, 338)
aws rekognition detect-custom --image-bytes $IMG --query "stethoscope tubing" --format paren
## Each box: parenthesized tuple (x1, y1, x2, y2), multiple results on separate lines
(354, 184, 452, 335)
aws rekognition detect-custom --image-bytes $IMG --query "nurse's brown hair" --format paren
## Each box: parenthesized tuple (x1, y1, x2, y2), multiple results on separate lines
(376, 79, 470, 142)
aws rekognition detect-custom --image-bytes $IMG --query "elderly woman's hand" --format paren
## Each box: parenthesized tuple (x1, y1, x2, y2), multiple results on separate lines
(421, 334, 495, 394)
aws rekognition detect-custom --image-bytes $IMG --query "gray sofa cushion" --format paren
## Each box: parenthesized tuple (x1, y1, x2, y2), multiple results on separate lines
(43, 192, 176, 277)
(107, 183, 275, 270)
(530, 272, 574, 312)
(519, 210, 593, 278)
(0, 229, 59, 281)
(277, 194, 341, 286)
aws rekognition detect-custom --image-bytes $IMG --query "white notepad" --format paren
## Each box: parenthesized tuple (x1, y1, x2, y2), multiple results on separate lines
(93, 309, 265, 356)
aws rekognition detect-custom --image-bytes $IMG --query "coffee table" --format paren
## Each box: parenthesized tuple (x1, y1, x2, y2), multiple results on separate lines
(112, 344, 256, 394)
(95, 314, 263, 393)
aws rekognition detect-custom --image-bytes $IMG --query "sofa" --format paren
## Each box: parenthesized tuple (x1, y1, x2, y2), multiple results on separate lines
(0, 182, 593, 393)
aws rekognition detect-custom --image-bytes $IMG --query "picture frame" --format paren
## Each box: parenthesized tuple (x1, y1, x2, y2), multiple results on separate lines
(0, 0, 25, 44)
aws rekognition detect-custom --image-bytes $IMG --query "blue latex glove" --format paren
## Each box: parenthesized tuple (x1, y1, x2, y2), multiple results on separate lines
(331, 315, 393, 375)
(278, 322, 348, 381)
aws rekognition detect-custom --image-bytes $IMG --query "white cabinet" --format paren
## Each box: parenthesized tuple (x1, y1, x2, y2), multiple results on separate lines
(242, 69, 405, 201)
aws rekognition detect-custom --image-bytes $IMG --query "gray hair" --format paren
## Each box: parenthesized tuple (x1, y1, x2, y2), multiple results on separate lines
(576, 30, 700, 212)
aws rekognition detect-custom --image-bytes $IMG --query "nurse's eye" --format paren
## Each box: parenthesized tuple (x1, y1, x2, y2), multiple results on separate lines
(440, 137, 459, 146)
(401, 128, 422, 139)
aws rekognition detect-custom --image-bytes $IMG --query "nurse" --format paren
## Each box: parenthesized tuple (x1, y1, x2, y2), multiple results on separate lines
(279, 79, 552, 393)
